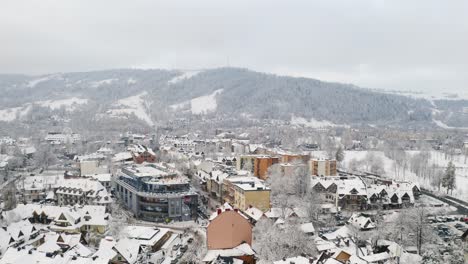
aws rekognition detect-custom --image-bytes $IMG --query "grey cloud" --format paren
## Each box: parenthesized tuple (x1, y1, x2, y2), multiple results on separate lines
(0, 0, 467, 93)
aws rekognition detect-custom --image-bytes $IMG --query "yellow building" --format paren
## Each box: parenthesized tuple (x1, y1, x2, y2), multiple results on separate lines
(223, 176, 271, 212)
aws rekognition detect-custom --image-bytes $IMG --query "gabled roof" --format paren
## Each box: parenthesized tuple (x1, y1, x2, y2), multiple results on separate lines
(113, 238, 140, 264)
(202, 243, 255, 262)
(348, 213, 376, 230)
(243, 207, 264, 221)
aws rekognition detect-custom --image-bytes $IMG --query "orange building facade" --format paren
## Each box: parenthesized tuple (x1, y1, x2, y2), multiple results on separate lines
(207, 210, 253, 250)
(253, 156, 279, 180)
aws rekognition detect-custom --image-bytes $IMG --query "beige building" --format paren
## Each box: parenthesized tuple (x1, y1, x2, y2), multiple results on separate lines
(309, 159, 337, 176)
(80, 160, 109, 176)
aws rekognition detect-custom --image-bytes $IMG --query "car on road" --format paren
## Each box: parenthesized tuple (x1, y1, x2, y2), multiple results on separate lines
(180, 245, 188, 253)
(172, 244, 181, 251)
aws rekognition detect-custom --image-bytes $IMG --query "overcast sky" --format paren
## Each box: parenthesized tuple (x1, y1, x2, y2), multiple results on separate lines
(1, 0, 467, 93)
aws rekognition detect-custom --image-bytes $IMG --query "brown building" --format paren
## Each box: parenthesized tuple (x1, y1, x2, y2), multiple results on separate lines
(253, 156, 279, 180)
(207, 210, 252, 250)
(281, 154, 310, 164)
(310, 159, 337, 176)
(129, 144, 156, 164)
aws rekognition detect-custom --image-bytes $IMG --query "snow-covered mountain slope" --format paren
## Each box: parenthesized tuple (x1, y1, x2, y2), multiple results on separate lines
(0, 105, 31, 122)
(168, 70, 202, 84)
(106, 92, 154, 126)
(36, 97, 89, 111)
(0, 68, 461, 128)
(170, 89, 223, 114)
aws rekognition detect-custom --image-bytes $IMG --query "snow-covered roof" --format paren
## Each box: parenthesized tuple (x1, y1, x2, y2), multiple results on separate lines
(274, 256, 310, 264)
(114, 238, 140, 264)
(92, 237, 117, 264)
(243, 206, 264, 221)
(300, 222, 316, 234)
(90, 173, 112, 182)
(361, 252, 392, 263)
(3, 204, 108, 228)
(322, 226, 354, 240)
(264, 207, 307, 219)
(123, 226, 171, 247)
(112, 151, 133, 162)
(209, 203, 249, 221)
(202, 243, 255, 262)
(128, 144, 156, 156)
(348, 213, 376, 230)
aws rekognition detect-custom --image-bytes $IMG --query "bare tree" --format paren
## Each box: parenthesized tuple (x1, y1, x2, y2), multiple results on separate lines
(253, 218, 317, 262)
(442, 161, 456, 194)
(2, 182, 18, 210)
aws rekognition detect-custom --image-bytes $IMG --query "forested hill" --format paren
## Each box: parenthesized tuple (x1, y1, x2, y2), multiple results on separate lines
(0, 68, 437, 128)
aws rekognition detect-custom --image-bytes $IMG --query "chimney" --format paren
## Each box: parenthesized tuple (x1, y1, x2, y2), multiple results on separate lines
(217, 209, 222, 215)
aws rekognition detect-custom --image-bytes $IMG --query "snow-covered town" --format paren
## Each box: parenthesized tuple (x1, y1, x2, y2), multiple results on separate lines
(1, 1, 468, 263)
(0, 127, 467, 263)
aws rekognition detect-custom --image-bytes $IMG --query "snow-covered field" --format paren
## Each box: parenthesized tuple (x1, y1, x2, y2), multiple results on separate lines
(171, 89, 223, 115)
(36, 97, 88, 111)
(432, 118, 468, 130)
(91, 78, 118, 88)
(107, 92, 154, 126)
(0, 105, 31, 122)
(168, 70, 202, 84)
(0, 97, 88, 122)
(26, 74, 63, 88)
(311, 150, 468, 201)
(127, 78, 137, 84)
(291, 116, 348, 128)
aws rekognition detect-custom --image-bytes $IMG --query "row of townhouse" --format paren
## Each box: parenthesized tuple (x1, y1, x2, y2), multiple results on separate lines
(55, 178, 112, 208)
(16, 173, 113, 207)
(2, 204, 109, 235)
(310, 176, 421, 211)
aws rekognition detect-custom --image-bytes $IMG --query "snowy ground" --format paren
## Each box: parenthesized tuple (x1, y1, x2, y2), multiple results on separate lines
(127, 78, 137, 84)
(36, 97, 88, 111)
(170, 89, 223, 115)
(432, 119, 468, 130)
(290, 116, 349, 128)
(26, 74, 63, 88)
(0, 105, 31, 122)
(0, 97, 88, 122)
(90, 78, 118, 88)
(311, 150, 468, 201)
(107, 92, 154, 126)
(168, 70, 202, 84)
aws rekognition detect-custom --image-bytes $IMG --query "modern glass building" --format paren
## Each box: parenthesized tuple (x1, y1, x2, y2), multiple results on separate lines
(115, 164, 198, 222)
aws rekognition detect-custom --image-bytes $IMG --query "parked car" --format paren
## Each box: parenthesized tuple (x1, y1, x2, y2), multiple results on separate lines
(180, 245, 188, 253)
(172, 244, 181, 251)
